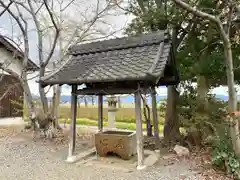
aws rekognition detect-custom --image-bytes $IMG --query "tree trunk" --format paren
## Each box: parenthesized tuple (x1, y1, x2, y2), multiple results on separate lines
(164, 85, 181, 144)
(223, 39, 240, 155)
(197, 75, 209, 110)
(23, 91, 29, 121)
(39, 86, 48, 113)
(142, 94, 152, 137)
(84, 97, 88, 107)
(21, 72, 38, 131)
(23, 87, 35, 119)
(162, 26, 182, 144)
(39, 68, 48, 113)
(22, 72, 35, 116)
(117, 96, 121, 108)
(52, 85, 61, 129)
(51, 86, 56, 115)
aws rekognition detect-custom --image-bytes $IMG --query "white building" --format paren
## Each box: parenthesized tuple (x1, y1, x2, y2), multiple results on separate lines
(0, 35, 38, 121)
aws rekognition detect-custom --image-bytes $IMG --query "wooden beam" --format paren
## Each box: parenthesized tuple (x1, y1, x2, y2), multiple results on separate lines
(151, 88, 160, 151)
(98, 95, 103, 132)
(134, 90, 145, 170)
(68, 84, 77, 159)
(76, 88, 149, 95)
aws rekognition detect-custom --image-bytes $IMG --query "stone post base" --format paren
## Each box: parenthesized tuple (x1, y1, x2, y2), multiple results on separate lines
(66, 156, 76, 163)
(137, 165, 146, 170)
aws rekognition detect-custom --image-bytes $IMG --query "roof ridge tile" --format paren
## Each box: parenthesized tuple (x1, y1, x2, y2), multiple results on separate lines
(69, 31, 168, 55)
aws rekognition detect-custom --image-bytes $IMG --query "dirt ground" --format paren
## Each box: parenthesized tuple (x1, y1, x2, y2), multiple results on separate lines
(0, 125, 233, 180)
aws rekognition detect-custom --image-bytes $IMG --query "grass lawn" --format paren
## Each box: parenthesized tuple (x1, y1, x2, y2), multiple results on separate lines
(58, 105, 165, 125)
(59, 118, 164, 132)
(26, 104, 165, 132)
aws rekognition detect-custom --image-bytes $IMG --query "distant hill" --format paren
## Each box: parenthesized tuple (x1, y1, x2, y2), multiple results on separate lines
(57, 95, 168, 104)
(214, 94, 240, 101)
(30, 94, 234, 104)
(215, 94, 228, 101)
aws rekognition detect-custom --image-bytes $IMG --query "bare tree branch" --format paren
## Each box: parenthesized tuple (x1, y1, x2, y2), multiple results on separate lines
(27, 0, 44, 66)
(0, 81, 20, 102)
(114, 0, 138, 16)
(43, 0, 60, 67)
(35, 2, 44, 15)
(173, 0, 219, 23)
(61, 0, 76, 12)
(11, 1, 31, 14)
(226, 4, 234, 36)
(44, 85, 51, 94)
(62, 0, 114, 51)
(0, 1, 25, 35)
(13, 2, 29, 75)
(172, 0, 230, 44)
(0, 62, 23, 84)
(0, 1, 12, 17)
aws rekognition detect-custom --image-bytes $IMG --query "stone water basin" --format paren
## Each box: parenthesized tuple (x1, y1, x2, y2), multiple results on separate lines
(95, 130, 136, 160)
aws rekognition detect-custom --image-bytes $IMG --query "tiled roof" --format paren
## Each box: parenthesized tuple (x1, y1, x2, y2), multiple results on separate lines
(0, 35, 39, 71)
(40, 31, 175, 86)
(68, 31, 169, 55)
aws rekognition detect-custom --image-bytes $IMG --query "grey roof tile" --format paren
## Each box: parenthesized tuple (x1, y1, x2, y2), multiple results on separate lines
(40, 31, 175, 86)
(68, 31, 168, 55)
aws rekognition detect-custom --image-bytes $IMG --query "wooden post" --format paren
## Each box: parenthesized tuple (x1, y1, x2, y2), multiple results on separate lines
(98, 95, 103, 132)
(134, 90, 145, 170)
(67, 84, 77, 161)
(152, 88, 160, 151)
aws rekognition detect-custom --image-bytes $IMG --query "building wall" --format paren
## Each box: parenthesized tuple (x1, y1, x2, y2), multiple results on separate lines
(0, 75, 23, 118)
(0, 47, 24, 119)
(0, 47, 23, 76)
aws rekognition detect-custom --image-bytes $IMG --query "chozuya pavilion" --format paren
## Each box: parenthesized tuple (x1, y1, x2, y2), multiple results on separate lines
(39, 30, 179, 170)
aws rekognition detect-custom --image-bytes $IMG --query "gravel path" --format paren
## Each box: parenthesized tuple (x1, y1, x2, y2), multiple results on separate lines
(0, 135, 203, 180)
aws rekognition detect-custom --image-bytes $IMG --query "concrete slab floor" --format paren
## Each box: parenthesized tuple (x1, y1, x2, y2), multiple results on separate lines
(72, 149, 160, 171)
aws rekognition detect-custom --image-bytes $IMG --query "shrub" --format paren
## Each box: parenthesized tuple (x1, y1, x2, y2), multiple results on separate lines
(178, 83, 227, 146)
(177, 83, 240, 178)
(212, 124, 240, 179)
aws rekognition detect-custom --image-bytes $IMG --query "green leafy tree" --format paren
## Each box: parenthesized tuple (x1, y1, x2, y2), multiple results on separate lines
(172, 0, 240, 155)
(124, 0, 197, 143)
(127, 0, 240, 143)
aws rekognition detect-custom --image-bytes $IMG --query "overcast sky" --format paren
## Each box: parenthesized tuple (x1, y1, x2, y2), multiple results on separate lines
(0, 0, 233, 97)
